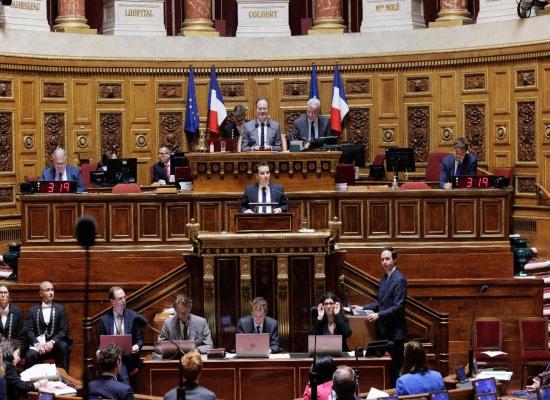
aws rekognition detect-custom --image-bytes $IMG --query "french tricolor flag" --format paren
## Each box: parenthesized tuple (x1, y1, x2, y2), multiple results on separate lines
(208, 66, 227, 136)
(330, 65, 349, 134)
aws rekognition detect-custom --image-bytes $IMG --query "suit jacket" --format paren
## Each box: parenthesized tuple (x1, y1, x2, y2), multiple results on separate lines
(41, 164, 86, 193)
(221, 120, 248, 139)
(158, 313, 213, 354)
(310, 309, 352, 352)
(153, 161, 169, 183)
(363, 268, 407, 342)
(89, 374, 135, 400)
(4, 361, 34, 400)
(290, 114, 331, 144)
(26, 302, 71, 346)
(0, 305, 26, 348)
(241, 119, 281, 151)
(236, 315, 281, 353)
(99, 308, 144, 350)
(439, 153, 478, 189)
(239, 182, 288, 213)
(164, 381, 216, 400)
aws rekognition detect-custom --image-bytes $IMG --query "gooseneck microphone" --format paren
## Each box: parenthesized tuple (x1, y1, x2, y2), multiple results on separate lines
(468, 284, 489, 377)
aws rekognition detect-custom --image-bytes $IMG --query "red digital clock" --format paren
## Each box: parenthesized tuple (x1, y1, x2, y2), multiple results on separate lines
(36, 181, 78, 194)
(452, 176, 509, 189)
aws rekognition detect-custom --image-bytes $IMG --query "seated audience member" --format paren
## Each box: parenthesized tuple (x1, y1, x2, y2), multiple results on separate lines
(0, 351, 6, 400)
(290, 98, 331, 148)
(25, 280, 72, 372)
(163, 351, 216, 400)
(153, 146, 172, 184)
(310, 291, 352, 352)
(99, 286, 144, 385)
(239, 161, 288, 214)
(439, 137, 478, 190)
(97, 150, 118, 171)
(1, 340, 47, 400)
(89, 343, 134, 400)
(41, 147, 86, 192)
(237, 297, 281, 353)
(331, 365, 359, 400)
(0, 285, 27, 349)
(396, 341, 444, 395)
(221, 104, 247, 140)
(240, 97, 282, 152)
(158, 295, 213, 354)
(512, 362, 550, 400)
(302, 355, 336, 400)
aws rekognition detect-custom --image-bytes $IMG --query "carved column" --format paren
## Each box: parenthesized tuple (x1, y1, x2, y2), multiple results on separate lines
(54, 0, 96, 33)
(309, 0, 346, 35)
(181, 0, 219, 36)
(429, 0, 473, 27)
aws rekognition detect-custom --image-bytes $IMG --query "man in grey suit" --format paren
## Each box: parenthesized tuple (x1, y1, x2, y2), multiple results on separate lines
(290, 98, 331, 148)
(158, 295, 213, 354)
(237, 297, 281, 353)
(240, 97, 282, 151)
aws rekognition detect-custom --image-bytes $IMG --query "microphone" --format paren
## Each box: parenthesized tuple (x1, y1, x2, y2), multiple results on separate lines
(468, 284, 489, 377)
(75, 216, 97, 248)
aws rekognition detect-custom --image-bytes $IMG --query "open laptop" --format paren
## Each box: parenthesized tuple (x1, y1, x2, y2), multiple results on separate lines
(472, 377, 497, 394)
(100, 334, 132, 354)
(235, 333, 270, 358)
(307, 335, 342, 357)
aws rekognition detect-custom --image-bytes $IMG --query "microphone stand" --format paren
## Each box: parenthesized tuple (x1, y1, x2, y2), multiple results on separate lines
(310, 334, 318, 400)
(468, 284, 489, 377)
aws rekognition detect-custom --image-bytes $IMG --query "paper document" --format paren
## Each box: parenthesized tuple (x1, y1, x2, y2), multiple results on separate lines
(481, 351, 508, 357)
(269, 353, 291, 359)
(352, 308, 374, 316)
(476, 370, 513, 381)
(39, 381, 77, 395)
(366, 387, 389, 399)
(21, 363, 59, 382)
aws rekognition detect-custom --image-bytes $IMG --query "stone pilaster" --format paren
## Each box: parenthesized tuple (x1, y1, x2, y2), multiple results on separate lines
(54, 0, 96, 33)
(309, 0, 346, 35)
(429, 0, 473, 28)
(181, 0, 219, 36)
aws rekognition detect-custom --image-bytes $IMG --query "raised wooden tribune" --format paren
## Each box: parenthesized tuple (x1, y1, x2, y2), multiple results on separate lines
(234, 212, 293, 232)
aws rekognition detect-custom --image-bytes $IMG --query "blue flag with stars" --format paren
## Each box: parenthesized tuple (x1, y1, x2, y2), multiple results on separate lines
(184, 67, 200, 139)
(309, 64, 320, 101)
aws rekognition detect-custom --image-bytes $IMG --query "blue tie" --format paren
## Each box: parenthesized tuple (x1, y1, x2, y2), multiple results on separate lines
(260, 123, 265, 148)
(262, 186, 267, 214)
(256, 325, 261, 334)
(310, 121, 315, 140)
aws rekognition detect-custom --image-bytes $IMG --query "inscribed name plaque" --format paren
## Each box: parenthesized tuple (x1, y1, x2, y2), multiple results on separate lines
(361, 0, 425, 32)
(0, 0, 49, 31)
(236, 0, 290, 37)
(103, 0, 166, 36)
(476, 0, 518, 23)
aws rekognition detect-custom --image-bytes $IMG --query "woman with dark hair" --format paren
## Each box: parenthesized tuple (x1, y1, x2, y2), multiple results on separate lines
(396, 341, 444, 395)
(310, 291, 352, 352)
(302, 355, 336, 400)
(97, 150, 118, 171)
(1, 340, 47, 399)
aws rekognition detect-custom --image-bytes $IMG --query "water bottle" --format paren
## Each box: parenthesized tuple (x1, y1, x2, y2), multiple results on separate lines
(392, 176, 398, 191)
(209, 142, 214, 153)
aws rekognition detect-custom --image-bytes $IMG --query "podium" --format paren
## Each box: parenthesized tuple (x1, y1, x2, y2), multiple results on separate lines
(234, 212, 292, 232)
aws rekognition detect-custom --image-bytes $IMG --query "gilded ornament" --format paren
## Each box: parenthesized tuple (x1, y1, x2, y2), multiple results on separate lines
(383, 129, 394, 142)
(496, 126, 507, 141)
(23, 135, 34, 149)
(77, 135, 88, 148)
(136, 134, 147, 147)
(441, 127, 453, 141)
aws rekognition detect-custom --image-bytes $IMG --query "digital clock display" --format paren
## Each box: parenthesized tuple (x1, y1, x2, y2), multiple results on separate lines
(452, 176, 510, 189)
(36, 181, 77, 194)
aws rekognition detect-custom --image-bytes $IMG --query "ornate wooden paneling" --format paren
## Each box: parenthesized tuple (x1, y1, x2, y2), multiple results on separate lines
(20, 80, 36, 123)
(0, 80, 13, 98)
(307, 199, 332, 231)
(438, 72, 455, 116)
(98, 82, 123, 100)
(240, 367, 296, 398)
(137, 203, 162, 241)
(0, 111, 13, 173)
(0, 186, 14, 205)
(465, 103, 486, 162)
(157, 81, 183, 102)
(395, 199, 420, 238)
(517, 101, 536, 163)
(159, 111, 185, 153)
(53, 204, 78, 243)
(339, 199, 364, 239)
(406, 76, 430, 95)
(100, 112, 123, 156)
(480, 198, 505, 237)
(215, 257, 240, 350)
(130, 80, 150, 123)
(220, 81, 246, 100)
(464, 72, 486, 92)
(367, 200, 392, 238)
(283, 109, 302, 135)
(451, 199, 477, 238)
(379, 75, 398, 118)
(282, 79, 308, 98)
(407, 105, 430, 163)
(424, 199, 448, 238)
(493, 69, 510, 115)
(516, 68, 536, 89)
(345, 78, 371, 97)
(197, 202, 223, 232)
(43, 112, 65, 165)
(109, 203, 135, 241)
(42, 81, 65, 100)
(73, 80, 92, 124)
(347, 107, 370, 161)
(81, 203, 107, 242)
(24, 204, 50, 242)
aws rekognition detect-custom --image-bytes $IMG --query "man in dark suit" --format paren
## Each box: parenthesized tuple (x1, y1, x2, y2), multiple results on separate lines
(157, 294, 213, 355)
(25, 280, 72, 371)
(239, 161, 288, 214)
(237, 297, 281, 353)
(355, 246, 407, 387)
(0, 285, 27, 349)
(40, 147, 86, 192)
(164, 351, 216, 400)
(152, 146, 172, 184)
(240, 97, 282, 152)
(221, 104, 247, 140)
(439, 137, 478, 189)
(89, 343, 134, 400)
(290, 98, 331, 148)
(99, 286, 144, 385)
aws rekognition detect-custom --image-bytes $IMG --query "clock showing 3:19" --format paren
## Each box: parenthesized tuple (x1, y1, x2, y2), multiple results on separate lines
(37, 181, 76, 193)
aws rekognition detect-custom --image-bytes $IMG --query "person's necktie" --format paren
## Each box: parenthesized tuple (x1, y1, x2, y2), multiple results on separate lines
(183, 321, 189, 340)
(165, 164, 170, 180)
(115, 313, 123, 335)
(256, 325, 261, 334)
(260, 123, 265, 148)
(58, 172, 63, 181)
(310, 121, 315, 140)
(454, 162, 461, 176)
(261, 187, 267, 214)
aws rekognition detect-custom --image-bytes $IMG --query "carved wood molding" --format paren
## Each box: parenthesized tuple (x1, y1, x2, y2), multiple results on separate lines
(465, 103, 486, 162)
(407, 105, 430, 163)
(0, 112, 13, 173)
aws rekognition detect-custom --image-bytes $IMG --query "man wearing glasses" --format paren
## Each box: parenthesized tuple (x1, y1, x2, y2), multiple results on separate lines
(153, 146, 172, 184)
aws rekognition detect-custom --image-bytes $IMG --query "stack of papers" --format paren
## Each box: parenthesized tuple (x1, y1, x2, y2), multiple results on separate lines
(481, 351, 508, 358)
(21, 363, 59, 382)
(366, 387, 389, 399)
(39, 381, 77, 396)
(476, 370, 513, 381)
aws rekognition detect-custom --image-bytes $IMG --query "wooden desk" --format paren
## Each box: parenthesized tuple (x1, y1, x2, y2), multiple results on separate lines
(137, 355, 391, 399)
(186, 151, 342, 192)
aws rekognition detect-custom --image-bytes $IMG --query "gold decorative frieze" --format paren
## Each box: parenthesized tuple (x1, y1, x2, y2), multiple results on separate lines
(464, 103, 486, 162)
(282, 80, 308, 99)
(407, 105, 430, 163)
(0, 186, 14, 205)
(42, 81, 65, 100)
(157, 82, 183, 101)
(406, 76, 431, 95)
(517, 101, 536, 163)
(516, 69, 536, 89)
(463, 72, 486, 91)
(100, 112, 123, 157)
(516, 176, 537, 196)
(0, 112, 13, 173)
(0, 80, 13, 98)
(220, 82, 246, 100)
(43, 112, 65, 165)
(159, 111, 185, 153)
(345, 78, 371, 97)
(98, 82, 123, 101)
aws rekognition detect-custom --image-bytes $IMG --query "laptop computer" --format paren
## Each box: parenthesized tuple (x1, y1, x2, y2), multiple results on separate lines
(429, 390, 449, 400)
(472, 377, 497, 394)
(307, 335, 342, 357)
(538, 385, 550, 400)
(235, 333, 270, 358)
(99, 334, 133, 354)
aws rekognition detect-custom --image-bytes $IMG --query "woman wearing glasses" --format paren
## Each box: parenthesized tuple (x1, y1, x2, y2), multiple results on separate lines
(310, 291, 352, 351)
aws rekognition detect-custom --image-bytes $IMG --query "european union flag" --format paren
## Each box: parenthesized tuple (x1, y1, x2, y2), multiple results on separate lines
(309, 64, 320, 101)
(184, 66, 200, 139)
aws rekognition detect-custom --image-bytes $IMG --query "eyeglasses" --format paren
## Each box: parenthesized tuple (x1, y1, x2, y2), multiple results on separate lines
(323, 302, 335, 306)
(158, 152, 170, 155)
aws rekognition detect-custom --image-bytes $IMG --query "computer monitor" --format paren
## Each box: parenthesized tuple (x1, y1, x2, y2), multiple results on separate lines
(339, 142, 366, 167)
(538, 385, 550, 400)
(170, 152, 188, 175)
(309, 135, 338, 151)
(106, 158, 137, 185)
(472, 377, 497, 394)
(385, 147, 416, 174)
(429, 391, 449, 400)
